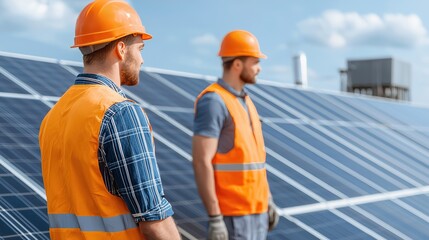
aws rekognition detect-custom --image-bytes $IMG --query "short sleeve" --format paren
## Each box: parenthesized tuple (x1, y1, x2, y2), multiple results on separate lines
(193, 92, 228, 138)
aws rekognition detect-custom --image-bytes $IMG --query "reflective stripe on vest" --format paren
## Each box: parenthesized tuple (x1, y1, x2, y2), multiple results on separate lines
(48, 213, 137, 232)
(213, 162, 265, 171)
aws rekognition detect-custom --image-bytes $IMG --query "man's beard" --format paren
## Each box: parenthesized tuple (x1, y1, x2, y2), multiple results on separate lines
(120, 56, 139, 86)
(239, 66, 257, 84)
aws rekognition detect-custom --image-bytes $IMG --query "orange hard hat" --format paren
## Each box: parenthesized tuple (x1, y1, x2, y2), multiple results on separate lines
(71, 0, 152, 49)
(218, 30, 267, 59)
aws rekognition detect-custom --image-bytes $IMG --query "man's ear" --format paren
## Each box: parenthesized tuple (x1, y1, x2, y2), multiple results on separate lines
(232, 58, 243, 72)
(115, 41, 126, 60)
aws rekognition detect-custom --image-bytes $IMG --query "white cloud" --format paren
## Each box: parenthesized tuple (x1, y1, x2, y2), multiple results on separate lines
(0, 0, 77, 37)
(191, 33, 219, 46)
(298, 10, 429, 48)
(190, 33, 219, 56)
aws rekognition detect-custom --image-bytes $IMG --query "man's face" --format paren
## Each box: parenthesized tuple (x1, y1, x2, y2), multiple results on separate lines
(120, 37, 144, 86)
(239, 57, 261, 85)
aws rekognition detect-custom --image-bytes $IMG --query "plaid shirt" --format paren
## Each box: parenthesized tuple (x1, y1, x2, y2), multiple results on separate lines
(75, 74, 173, 223)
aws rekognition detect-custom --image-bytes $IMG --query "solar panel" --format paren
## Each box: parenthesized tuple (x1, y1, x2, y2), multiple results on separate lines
(0, 161, 49, 239)
(1, 51, 429, 239)
(0, 54, 75, 97)
(0, 98, 50, 186)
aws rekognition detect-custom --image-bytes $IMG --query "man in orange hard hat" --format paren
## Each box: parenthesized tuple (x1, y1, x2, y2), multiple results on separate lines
(193, 30, 280, 239)
(39, 0, 180, 239)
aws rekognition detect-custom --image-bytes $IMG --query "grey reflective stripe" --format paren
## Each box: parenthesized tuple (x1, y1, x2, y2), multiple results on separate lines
(49, 213, 137, 232)
(213, 162, 265, 171)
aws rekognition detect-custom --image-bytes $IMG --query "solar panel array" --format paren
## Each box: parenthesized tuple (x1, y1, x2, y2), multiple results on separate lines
(1, 51, 429, 239)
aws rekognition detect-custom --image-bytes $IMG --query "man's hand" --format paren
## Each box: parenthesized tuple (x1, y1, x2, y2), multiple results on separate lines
(268, 198, 280, 231)
(208, 215, 228, 240)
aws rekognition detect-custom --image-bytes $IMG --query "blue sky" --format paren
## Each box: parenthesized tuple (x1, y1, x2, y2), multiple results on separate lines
(1, 0, 429, 106)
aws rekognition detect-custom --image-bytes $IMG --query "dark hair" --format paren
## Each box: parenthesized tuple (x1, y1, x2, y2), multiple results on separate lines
(222, 56, 248, 71)
(83, 34, 136, 65)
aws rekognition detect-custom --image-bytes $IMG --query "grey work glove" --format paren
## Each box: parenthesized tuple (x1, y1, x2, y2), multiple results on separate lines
(208, 215, 228, 240)
(268, 198, 280, 231)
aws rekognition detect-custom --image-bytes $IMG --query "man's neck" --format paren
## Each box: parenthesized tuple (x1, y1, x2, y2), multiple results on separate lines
(222, 75, 244, 93)
(83, 64, 121, 87)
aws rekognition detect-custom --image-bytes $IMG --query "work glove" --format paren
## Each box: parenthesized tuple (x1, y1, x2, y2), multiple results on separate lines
(268, 198, 280, 231)
(208, 215, 228, 240)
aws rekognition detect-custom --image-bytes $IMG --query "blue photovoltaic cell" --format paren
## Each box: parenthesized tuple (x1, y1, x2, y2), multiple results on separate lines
(265, 169, 319, 208)
(247, 85, 300, 119)
(159, 111, 194, 131)
(367, 98, 429, 128)
(359, 200, 429, 239)
(268, 217, 320, 239)
(0, 71, 28, 94)
(253, 85, 343, 121)
(144, 109, 192, 154)
(337, 207, 403, 240)
(0, 56, 75, 97)
(331, 94, 407, 126)
(0, 98, 50, 185)
(322, 126, 418, 190)
(0, 165, 49, 240)
(296, 210, 374, 239)
(2, 53, 429, 239)
(273, 88, 346, 121)
(393, 129, 429, 152)
(265, 123, 379, 198)
(399, 194, 429, 217)
(156, 73, 211, 97)
(291, 89, 366, 122)
(301, 124, 418, 189)
(313, 125, 429, 187)
(124, 71, 194, 108)
(346, 127, 429, 182)
(316, 93, 385, 124)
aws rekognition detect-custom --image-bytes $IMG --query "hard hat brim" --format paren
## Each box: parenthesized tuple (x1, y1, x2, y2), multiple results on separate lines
(71, 31, 153, 48)
(142, 32, 152, 41)
(218, 52, 268, 59)
(258, 53, 267, 59)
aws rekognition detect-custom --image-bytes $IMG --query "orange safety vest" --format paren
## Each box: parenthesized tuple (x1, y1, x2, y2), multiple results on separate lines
(39, 84, 143, 239)
(196, 83, 269, 216)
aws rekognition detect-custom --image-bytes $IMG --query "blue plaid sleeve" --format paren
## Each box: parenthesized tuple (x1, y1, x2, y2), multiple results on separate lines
(98, 101, 174, 222)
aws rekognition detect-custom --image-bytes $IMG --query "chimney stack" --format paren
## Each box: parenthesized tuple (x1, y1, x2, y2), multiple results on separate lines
(293, 53, 308, 87)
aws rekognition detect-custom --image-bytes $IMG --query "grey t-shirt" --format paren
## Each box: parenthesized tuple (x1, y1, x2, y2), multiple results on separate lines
(193, 79, 248, 153)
